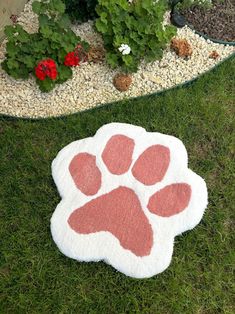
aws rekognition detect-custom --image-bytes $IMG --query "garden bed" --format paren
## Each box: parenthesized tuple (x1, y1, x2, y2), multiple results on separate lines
(0, 0, 234, 119)
(181, 0, 235, 43)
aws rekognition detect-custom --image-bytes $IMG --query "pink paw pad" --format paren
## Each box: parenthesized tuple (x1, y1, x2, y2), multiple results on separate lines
(132, 145, 170, 185)
(51, 123, 208, 278)
(102, 134, 135, 175)
(69, 153, 101, 196)
(147, 183, 192, 217)
(68, 187, 153, 257)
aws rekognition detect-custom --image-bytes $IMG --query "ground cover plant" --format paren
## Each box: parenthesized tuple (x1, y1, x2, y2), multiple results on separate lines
(96, 0, 176, 72)
(1, 0, 89, 92)
(0, 55, 234, 313)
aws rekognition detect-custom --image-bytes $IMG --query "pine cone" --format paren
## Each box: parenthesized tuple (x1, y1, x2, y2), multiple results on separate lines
(209, 51, 220, 60)
(171, 38, 193, 58)
(113, 74, 132, 92)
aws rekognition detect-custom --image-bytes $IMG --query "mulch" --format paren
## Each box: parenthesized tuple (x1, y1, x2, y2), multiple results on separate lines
(181, 0, 235, 42)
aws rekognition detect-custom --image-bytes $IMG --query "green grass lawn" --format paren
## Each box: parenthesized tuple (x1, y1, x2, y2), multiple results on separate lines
(0, 55, 234, 314)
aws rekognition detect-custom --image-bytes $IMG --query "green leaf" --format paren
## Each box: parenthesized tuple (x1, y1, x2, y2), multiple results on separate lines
(23, 56, 35, 69)
(58, 14, 71, 29)
(4, 25, 16, 38)
(38, 14, 50, 28)
(95, 19, 108, 34)
(51, 32, 62, 43)
(122, 55, 133, 66)
(65, 29, 80, 46)
(40, 25, 53, 38)
(58, 50, 67, 64)
(7, 59, 19, 70)
(17, 28, 29, 43)
(31, 39, 48, 53)
(57, 65, 73, 83)
(6, 42, 18, 57)
(100, 12, 107, 24)
(106, 52, 119, 68)
(52, 0, 65, 14)
(37, 77, 56, 93)
(32, 1, 42, 14)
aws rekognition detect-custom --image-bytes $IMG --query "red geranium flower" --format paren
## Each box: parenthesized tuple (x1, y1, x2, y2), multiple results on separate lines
(35, 59, 57, 81)
(64, 51, 80, 67)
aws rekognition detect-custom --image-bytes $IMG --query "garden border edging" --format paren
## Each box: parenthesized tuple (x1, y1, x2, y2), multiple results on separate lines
(187, 24, 235, 46)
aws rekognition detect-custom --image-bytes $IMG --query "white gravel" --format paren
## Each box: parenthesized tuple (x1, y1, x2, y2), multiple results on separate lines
(0, 1, 234, 118)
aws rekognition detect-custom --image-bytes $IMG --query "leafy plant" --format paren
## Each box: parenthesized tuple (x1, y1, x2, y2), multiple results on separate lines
(95, 0, 176, 73)
(1, 0, 89, 92)
(63, 0, 98, 23)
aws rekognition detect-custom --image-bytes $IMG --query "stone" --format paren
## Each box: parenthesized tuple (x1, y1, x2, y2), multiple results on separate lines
(113, 73, 132, 92)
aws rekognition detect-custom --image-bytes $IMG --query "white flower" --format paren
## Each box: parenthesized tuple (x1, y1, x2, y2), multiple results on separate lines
(118, 44, 131, 55)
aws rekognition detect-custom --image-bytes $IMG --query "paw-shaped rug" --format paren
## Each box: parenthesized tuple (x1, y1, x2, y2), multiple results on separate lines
(51, 123, 208, 278)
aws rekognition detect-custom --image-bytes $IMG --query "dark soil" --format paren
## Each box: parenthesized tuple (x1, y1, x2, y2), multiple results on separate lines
(181, 0, 235, 42)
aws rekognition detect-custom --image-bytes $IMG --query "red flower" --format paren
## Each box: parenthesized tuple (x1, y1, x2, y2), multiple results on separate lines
(35, 59, 57, 81)
(64, 51, 80, 67)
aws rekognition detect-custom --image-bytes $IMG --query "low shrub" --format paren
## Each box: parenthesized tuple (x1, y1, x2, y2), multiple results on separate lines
(2, 0, 89, 92)
(95, 0, 176, 73)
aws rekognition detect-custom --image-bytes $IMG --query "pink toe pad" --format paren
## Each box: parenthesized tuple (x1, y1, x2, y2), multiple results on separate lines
(69, 153, 101, 196)
(147, 183, 192, 217)
(102, 135, 135, 175)
(132, 145, 170, 185)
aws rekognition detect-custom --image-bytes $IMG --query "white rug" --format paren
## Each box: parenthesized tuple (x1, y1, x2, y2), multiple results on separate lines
(51, 123, 208, 278)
